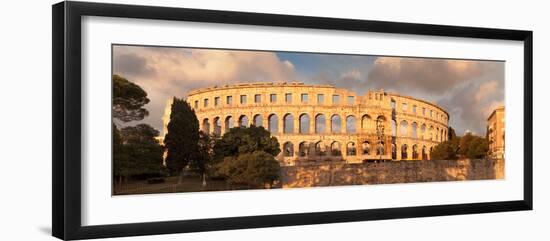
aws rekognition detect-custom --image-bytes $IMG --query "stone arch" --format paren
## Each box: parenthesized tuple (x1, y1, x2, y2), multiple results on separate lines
(436, 127, 440, 142)
(330, 141, 342, 156)
(268, 114, 278, 134)
(315, 114, 326, 134)
(400, 120, 409, 137)
(401, 144, 408, 159)
(283, 141, 294, 157)
(202, 118, 210, 133)
(298, 142, 308, 157)
(411, 122, 418, 138)
(315, 141, 326, 156)
(213, 117, 221, 136)
(346, 142, 356, 156)
(391, 143, 397, 159)
(391, 119, 397, 136)
(253, 114, 263, 127)
(299, 113, 310, 134)
(362, 141, 371, 155)
(331, 114, 342, 134)
(422, 146, 427, 160)
(224, 116, 234, 132)
(238, 115, 249, 127)
(346, 115, 357, 134)
(412, 144, 419, 159)
(440, 129, 445, 142)
(376, 141, 385, 155)
(361, 114, 372, 132)
(283, 113, 294, 134)
(376, 115, 387, 135)
(429, 126, 434, 140)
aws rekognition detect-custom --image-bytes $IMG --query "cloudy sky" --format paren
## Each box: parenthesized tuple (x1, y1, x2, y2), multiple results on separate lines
(113, 45, 504, 136)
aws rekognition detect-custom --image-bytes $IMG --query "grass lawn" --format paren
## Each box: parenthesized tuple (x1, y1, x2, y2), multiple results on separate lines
(113, 176, 255, 195)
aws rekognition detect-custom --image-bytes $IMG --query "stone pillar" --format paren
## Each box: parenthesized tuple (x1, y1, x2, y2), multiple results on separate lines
(294, 115, 300, 134)
(278, 113, 284, 134)
(309, 112, 316, 134)
(341, 114, 347, 134)
(221, 116, 226, 135)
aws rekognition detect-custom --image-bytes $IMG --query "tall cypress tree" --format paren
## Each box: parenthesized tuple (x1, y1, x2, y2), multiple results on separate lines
(163, 97, 200, 182)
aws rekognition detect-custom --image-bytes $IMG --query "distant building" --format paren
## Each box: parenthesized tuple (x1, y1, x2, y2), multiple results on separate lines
(487, 106, 505, 159)
(182, 82, 450, 166)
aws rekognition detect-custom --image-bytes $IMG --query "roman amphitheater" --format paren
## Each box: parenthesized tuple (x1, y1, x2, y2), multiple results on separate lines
(185, 82, 449, 166)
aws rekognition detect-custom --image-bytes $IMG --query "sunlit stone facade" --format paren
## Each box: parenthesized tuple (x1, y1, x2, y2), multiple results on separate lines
(487, 106, 505, 159)
(186, 82, 449, 166)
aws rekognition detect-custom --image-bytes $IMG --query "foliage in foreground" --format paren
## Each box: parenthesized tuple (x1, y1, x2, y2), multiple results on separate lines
(430, 132, 489, 160)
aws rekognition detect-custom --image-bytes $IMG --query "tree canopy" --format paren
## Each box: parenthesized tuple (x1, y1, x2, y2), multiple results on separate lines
(113, 124, 164, 184)
(113, 75, 150, 122)
(213, 126, 280, 159)
(430, 132, 489, 160)
(213, 126, 281, 187)
(163, 97, 200, 176)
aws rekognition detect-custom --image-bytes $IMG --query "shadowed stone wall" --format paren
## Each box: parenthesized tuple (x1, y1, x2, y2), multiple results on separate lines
(281, 158, 504, 188)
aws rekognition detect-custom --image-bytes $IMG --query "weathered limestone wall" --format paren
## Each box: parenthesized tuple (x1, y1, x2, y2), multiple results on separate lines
(281, 158, 504, 188)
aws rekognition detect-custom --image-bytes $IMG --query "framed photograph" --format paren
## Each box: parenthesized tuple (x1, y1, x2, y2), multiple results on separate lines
(52, 1, 533, 240)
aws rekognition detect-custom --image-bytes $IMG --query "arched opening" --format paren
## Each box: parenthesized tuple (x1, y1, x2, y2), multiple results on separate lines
(440, 129, 445, 142)
(346, 115, 356, 134)
(315, 141, 326, 156)
(239, 115, 249, 127)
(283, 142, 294, 157)
(213, 117, 221, 136)
(283, 113, 294, 134)
(429, 126, 434, 140)
(331, 114, 341, 133)
(391, 119, 397, 136)
(376, 116, 387, 135)
(391, 143, 397, 159)
(400, 120, 409, 137)
(224, 116, 234, 132)
(315, 114, 326, 134)
(330, 141, 342, 156)
(346, 142, 356, 156)
(411, 122, 418, 138)
(401, 144, 408, 159)
(412, 144, 419, 159)
(202, 118, 210, 134)
(376, 141, 385, 155)
(362, 141, 370, 155)
(422, 146, 427, 160)
(253, 114, 263, 127)
(268, 114, 278, 134)
(299, 114, 310, 134)
(435, 127, 439, 142)
(429, 146, 434, 160)
(298, 142, 308, 157)
(361, 114, 371, 132)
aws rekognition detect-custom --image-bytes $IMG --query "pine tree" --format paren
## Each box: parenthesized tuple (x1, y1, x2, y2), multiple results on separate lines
(163, 97, 200, 182)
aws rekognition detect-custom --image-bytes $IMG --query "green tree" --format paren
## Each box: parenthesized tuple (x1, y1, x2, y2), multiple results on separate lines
(213, 126, 280, 159)
(458, 132, 476, 156)
(217, 151, 281, 188)
(112, 124, 129, 186)
(119, 124, 164, 177)
(112, 75, 150, 122)
(466, 137, 489, 159)
(164, 97, 199, 182)
(213, 126, 281, 188)
(188, 131, 216, 187)
(430, 141, 458, 160)
(448, 127, 457, 140)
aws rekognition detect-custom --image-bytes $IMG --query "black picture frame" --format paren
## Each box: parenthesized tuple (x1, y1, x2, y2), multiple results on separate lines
(52, 1, 533, 240)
